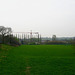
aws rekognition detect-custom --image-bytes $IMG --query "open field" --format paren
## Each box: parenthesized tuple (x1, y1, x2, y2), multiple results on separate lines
(0, 45, 75, 75)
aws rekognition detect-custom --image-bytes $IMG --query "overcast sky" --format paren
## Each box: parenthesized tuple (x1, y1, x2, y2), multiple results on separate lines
(0, 0, 75, 37)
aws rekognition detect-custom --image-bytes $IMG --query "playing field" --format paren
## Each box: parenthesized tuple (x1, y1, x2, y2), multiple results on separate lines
(0, 45, 75, 75)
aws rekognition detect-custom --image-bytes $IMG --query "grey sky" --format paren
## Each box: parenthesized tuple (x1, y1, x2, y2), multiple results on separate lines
(0, 0, 75, 37)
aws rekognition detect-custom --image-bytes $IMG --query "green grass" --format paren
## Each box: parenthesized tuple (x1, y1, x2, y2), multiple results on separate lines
(0, 44, 14, 60)
(0, 45, 75, 75)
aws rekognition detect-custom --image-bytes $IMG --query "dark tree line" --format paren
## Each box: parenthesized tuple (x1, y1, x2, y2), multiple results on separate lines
(0, 26, 21, 46)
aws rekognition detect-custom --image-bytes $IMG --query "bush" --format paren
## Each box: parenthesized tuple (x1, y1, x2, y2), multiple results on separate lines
(4, 35, 21, 46)
(42, 41, 68, 45)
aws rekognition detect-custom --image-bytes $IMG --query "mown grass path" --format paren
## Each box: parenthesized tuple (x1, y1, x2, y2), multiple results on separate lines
(0, 45, 75, 75)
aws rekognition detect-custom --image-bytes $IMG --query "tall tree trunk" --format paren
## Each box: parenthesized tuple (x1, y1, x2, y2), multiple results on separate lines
(2, 34, 4, 44)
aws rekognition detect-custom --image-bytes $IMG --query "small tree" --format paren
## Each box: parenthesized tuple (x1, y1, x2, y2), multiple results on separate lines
(52, 35, 56, 41)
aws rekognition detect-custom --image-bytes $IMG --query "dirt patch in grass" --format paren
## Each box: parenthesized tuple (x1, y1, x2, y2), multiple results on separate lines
(25, 66, 31, 75)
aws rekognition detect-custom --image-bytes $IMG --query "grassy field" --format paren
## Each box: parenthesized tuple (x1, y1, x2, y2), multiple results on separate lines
(0, 45, 75, 75)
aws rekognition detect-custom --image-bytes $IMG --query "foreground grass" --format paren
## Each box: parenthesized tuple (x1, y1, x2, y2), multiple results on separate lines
(0, 45, 75, 75)
(0, 44, 14, 61)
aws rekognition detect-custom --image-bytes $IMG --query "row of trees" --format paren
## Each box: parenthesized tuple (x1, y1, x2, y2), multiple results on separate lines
(0, 26, 75, 46)
(0, 26, 41, 45)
